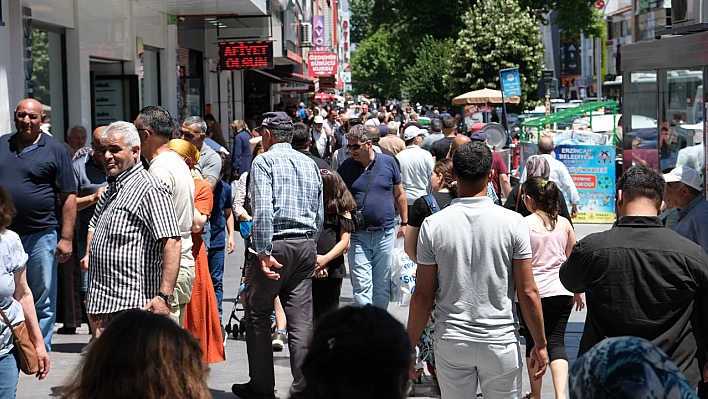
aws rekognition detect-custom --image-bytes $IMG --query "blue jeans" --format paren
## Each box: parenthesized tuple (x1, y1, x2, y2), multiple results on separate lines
(208, 246, 225, 319)
(347, 228, 395, 309)
(202, 221, 211, 252)
(0, 350, 19, 399)
(20, 227, 58, 352)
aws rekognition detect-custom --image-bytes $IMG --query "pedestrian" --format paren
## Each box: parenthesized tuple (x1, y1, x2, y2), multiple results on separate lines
(333, 111, 350, 151)
(63, 125, 88, 158)
(379, 121, 406, 155)
(520, 136, 579, 218)
(59, 309, 210, 399)
(136, 105, 196, 326)
(72, 126, 108, 345)
(0, 184, 50, 396)
(421, 118, 444, 151)
(310, 115, 333, 161)
(80, 122, 181, 333)
(404, 158, 457, 380)
(232, 112, 323, 399)
(208, 152, 236, 320)
(291, 122, 330, 169)
(204, 113, 228, 149)
(429, 116, 457, 161)
(290, 306, 411, 399)
(504, 155, 573, 223)
(560, 165, 708, 389)
(397, 126, 435, 210)
(330, 117, 362, 168)
(169, 139, 225, 364)
(568, 337, 699, 399)
(338, 124, 407, 309)
(0, 98, 77, 352)
(448, 134, 500, 205)
(407, 141, 548, 399)
(231, 120, 253, 180)
(662, 166, 708, 249)
(520, 176, 583, 399)
(313, 169, 355, 320)
(180, 116, 221, 188)
(470, 131, 512, 198)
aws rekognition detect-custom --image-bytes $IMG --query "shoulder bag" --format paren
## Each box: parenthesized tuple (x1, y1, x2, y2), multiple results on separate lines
(351, 158, 377, 232)
(0, 307, 39, 374)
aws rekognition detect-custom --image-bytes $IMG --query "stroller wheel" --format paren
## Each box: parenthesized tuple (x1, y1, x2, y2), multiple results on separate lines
(225, 324, 232, 335)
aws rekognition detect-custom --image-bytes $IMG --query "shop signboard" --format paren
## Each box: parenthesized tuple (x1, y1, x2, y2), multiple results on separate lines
(218, 41, 273, 70)
(500, 68, 522, 97)
(308, 50, 338, 76)
(313, 15, 325, 49)
(319, 75, 336, 90)
(555, 145, 616, 223)
(279, 82, 310, 92)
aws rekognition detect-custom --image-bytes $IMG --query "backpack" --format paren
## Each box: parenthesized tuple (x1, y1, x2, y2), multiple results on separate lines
(422, 194, 441, 215)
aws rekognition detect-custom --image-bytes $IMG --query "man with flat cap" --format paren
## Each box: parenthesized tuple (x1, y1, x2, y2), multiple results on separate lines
(232, 112, 324, 399)
(663, 165, 708, 250)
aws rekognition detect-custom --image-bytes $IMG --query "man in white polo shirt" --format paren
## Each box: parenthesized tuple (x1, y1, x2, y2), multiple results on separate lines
(397, 125, 434, 210)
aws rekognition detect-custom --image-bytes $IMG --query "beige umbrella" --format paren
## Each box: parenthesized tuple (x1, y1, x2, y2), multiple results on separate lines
(452, 88, 520, 105)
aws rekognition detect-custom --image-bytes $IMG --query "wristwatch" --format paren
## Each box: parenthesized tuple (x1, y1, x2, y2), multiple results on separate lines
(400, 222, 408, 226)
(156, 291, 175, 305)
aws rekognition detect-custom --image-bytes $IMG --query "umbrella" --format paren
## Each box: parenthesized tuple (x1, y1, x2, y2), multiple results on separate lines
(452, 88, 520, 106)
(308, 92, 337, 102)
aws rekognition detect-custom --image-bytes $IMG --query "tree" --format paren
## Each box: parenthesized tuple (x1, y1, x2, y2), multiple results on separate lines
(401, 36, 454, 108)
(449, 0, 545, 108)
(349, 0, 374, 45)
(521, 0, 604, 39)
(351, 29, 401, 99)
(31, 30, 51, 106)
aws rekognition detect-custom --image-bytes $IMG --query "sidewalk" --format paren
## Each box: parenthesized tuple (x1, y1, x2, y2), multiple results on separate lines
(17, 224, 608, 398)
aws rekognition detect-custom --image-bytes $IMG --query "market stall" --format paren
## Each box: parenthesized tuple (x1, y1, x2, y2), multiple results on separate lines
(519, 101, 618, 224)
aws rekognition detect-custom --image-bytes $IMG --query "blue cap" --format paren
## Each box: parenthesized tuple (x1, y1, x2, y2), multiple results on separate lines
(258, 111, 293, 131)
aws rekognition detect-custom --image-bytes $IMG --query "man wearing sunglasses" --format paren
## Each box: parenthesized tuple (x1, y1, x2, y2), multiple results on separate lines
(0, 98, 77, 352)
(338, 125, 408, 309)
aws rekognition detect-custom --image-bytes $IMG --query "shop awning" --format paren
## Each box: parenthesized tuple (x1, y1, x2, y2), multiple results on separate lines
(521, 101, 618, 129)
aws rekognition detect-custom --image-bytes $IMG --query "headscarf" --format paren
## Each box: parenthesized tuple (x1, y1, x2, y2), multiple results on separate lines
(569, 336, 698, 399)
(169, 139, 202, 180)
(525, 155, 551, 180)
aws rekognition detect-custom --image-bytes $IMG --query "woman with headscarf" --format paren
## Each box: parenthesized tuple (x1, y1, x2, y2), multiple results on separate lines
(168, 139, 225, 364)
(504, 155, 572, 223)
(231, 120, 253, 180)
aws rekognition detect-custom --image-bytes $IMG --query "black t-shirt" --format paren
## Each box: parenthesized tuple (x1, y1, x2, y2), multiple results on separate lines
(316, 214, 355, 278)
(429, 137, 454, 160)
(408, 192, 455, 228)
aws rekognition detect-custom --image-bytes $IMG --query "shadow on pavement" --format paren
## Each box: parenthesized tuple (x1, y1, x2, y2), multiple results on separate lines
(50, 342, 85, 354)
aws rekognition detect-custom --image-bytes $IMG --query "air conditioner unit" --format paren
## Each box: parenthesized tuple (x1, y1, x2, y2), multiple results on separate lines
(301, 23, 313, 47)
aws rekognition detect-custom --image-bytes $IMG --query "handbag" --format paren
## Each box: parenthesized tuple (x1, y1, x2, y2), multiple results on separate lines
(0, 307, 39, 375)
(351, 158, 377, 232)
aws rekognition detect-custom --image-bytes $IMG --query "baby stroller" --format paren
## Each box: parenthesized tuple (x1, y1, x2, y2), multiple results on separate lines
(224, 280, 247, 339)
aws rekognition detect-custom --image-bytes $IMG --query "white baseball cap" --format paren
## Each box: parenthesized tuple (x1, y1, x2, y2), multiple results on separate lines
(663, 165, 703, 191)
(404, 125, 427, 141)
(313, 115, 325, 124)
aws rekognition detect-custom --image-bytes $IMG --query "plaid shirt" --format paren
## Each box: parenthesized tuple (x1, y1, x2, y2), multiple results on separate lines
(86, 163, 181, 314)
(249, 143, 324, 255)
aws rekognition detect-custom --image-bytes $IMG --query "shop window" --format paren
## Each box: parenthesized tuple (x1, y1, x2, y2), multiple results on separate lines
(621, 72, 658, 171)
(32, 28, 66, 140)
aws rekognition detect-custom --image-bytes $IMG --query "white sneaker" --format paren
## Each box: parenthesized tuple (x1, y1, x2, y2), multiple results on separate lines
(272, 331, 285, 351)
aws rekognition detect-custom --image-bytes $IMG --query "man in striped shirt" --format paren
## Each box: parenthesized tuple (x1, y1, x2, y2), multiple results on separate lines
(80, 121, 182, 332)
(232, 112, 324, 399)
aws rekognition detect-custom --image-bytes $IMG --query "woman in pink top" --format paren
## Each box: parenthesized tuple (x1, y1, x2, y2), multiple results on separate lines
(520, 176, 584, 399)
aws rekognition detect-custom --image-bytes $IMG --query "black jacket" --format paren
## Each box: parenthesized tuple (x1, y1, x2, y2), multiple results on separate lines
(560, 216, 708, 388)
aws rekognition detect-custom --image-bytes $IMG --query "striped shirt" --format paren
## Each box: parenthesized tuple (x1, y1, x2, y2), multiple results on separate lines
(86, 162, 181, 314)
(249, 143, 324, 255)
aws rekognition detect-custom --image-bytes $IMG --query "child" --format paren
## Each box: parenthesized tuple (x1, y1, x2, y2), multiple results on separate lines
(313, 169, 356, 320)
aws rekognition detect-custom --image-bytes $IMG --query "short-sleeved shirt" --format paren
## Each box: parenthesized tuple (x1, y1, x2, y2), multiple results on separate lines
(417, 197, 532, 343)
(396, 146, 434, 205)
(429, 137, 454, 160)
(338, 153, 401, 230)
(73, 154, 108, 243)
(197, 144, 222, 182)
(0, 133, 77, 235)
(209, 180, 233, 250)
(87, 163, 181, 314)
(0, 229, 28, 354)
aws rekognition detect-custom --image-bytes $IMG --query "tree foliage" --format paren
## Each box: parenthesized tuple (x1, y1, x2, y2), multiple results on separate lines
(349, 0, 374, 45)
(31, 30, 50, 106)
(449, 0, 545, 107)
(350, 29, 401, 99)
(401, 36, 454, 108)
(520, 0, 604, 39)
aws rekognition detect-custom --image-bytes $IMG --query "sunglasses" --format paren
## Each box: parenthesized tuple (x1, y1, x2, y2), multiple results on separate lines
(347, 142, 369, 151)
(16, 111, 40, 120)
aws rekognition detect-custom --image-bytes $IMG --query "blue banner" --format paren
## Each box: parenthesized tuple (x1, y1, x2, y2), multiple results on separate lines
(500, 68, 522, 97)
(554, 145, 616, 223)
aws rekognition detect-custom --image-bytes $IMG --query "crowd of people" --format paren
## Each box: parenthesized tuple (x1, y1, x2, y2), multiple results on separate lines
(0, 96, 707, 399)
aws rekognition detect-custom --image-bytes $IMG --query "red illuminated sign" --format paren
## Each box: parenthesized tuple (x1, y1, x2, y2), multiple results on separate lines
(218, 41, 273, 70)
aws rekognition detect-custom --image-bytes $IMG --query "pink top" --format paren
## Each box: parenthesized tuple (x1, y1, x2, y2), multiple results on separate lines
(529, 217, 573, 298)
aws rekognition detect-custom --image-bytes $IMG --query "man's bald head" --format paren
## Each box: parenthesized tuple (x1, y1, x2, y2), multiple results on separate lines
(91, 126, 106, 164)
(14, 98, 45, 142)
(448, 134, 471, 158)
(538, 136, 555, 154)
